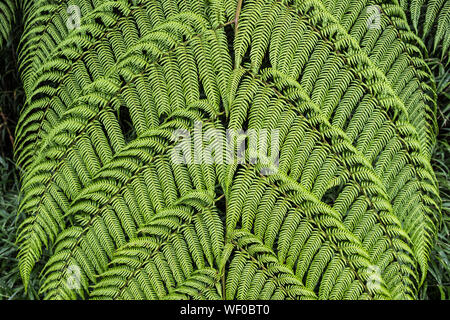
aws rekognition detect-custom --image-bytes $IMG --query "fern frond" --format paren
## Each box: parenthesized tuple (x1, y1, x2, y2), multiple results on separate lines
(232, 0, 440, 285)
(0, 0, 16, 49)
(14, 0, 441, 300)
(39, 118, 222, 299)
(90, 195, 223, 300)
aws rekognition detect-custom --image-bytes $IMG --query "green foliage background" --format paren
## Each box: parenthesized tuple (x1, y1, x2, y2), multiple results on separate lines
(0, 0, 448, 299)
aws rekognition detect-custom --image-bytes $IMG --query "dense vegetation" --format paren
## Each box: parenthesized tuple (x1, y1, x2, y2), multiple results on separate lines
(0, 0, 448, 300)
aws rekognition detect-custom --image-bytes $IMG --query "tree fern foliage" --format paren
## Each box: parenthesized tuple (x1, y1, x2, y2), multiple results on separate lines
(399, 0, 449, 62)
(0, 0, 16, 49)
(12, 0, 441, 300)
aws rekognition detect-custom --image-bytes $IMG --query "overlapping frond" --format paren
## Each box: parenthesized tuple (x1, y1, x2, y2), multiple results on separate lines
(16, 1, 231, 288)
(14, 0, 441, 300)
(318, 0, 438, 158)
(90, 193, 224, 300)
(223, 67, 416, 298)
(40, 134, 222, 298)
(232, 0, 439, 285)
